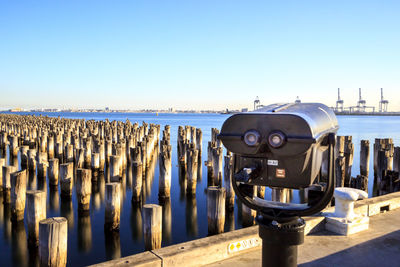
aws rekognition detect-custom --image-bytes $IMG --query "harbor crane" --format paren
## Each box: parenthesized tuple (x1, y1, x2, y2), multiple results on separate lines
(335, 88, 344, 112)
(357, 88, 366, 112)
(379, 88, 389, 112)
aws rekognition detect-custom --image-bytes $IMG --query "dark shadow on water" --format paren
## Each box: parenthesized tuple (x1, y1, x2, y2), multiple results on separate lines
(104, 230, 121, 261)
(299, 230, 400, 267)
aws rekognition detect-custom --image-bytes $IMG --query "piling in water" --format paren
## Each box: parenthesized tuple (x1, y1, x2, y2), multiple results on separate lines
(48, 158, 59, 186)
(105, 183, 121, 232)
(158, 144, 172, 198)
(207, 186, 225, 235)
(76, 169, 92, 212)
(143, 204, 162, 251)
(39, 217, 68, 267)
(60, 163, 74, 198)
(26, 190, 46, 246)
(11, 169, 27, 221)
(131, 161, 143, 202)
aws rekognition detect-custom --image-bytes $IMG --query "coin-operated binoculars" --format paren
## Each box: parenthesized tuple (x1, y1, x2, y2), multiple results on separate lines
(218, 103, 339, 267)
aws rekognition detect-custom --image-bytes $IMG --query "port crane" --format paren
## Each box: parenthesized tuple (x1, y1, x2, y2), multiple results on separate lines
(379, 88, 389, 112)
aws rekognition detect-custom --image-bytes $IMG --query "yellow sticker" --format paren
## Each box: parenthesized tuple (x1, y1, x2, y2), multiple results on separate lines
(228, 238, 260, 253)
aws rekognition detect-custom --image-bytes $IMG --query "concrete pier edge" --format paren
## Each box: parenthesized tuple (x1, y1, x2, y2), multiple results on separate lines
(91, 191, 400, 267)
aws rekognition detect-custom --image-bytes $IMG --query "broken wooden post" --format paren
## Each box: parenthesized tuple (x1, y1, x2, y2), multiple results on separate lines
(60, 163, 74, 198)
(39, 217, 68, 267)
(48, 158, 59, 186)
(20, 145, 29, 170)
(76, 169, 92, 212)
(11, 169, 27, 221)
(224, 155, 235, 209)
(28, 149, 37, 172)
(105, 183, 121, 232)
(360, 140, 370, 177)
(26, 190, 46, 246)
(207, 186, 225, 234)
(158, 144, 172, 198)
(143, 204, 162, 251)
(186, 148, 199, 195)
(3, 165, 17, 203)
(131, 161, 143, 202)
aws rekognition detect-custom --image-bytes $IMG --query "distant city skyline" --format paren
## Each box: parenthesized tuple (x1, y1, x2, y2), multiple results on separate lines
(1, 1, 399, 110)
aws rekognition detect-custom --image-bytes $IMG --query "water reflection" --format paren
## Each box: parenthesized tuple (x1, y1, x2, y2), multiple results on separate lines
(159, 197, 172, 242)
(185, 196, 198, 237)
(12, 221, 28, 267)
(130, 202, 143, 241)
(60, 197, 74, 229)
(104, 231, 121, 261)
(49, 185, 59, 212)
(3, 202, 11, 242)
(78, 213, 92, 252)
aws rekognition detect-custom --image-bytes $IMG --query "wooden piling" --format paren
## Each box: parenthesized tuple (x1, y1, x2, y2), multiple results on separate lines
(0, 158, 5, 191)
(109, 155, 120, 182)
(159, 144, 172, 198)
(207, 186, 225, 234)
(212, 147, 223, 186)
(186, 148, 199, 195)
(39, 217, 68, 267)
(143, 204, 162, 251)
(11, 169, 27, 221)
(105, 183, 121, 232)
(224, 155, 235, 209)
(394, 147, 400, 173)
(360, 140, 370, 176)
(26, 190, 46, 246)
(47, 136, 54, 159)
(10, 135, 19, 157)
(20, 145, 29, 170)
(3, 165, 17, 202)
(48, 158, 59, 186)
(91, 152, 100, 172)
(76, 169, 92, 211)
(131, 161, 143, 202)
(28, 149, 37, 171)
(60, 163, 74, 198)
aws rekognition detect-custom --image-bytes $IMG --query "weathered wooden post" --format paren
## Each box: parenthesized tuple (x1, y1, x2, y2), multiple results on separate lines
(47, 136, 55, 159)
(76, 169, 92, 212)
(91, 152, 100, 172)
(186, 149, 199, 195)
(39, 217, 68, 267)
(207, 186, 225, 234)
(132, 161, 143, 202)
(28, 149, 37, 172)
(224, 155, 235, 209)
(65, 144, 74, 163)
(11, 169, 27, 221)
(105, 183, 121, 232)
(350, 175, 368, 192)
(75, 148, 84, 168)
(109, 155, 120, 182)
(158, 144, 172, 198)
(3, 165, 17, 203)
(10, 135, 19, 158)
(60, 163, 74, 198)
(212, 147, 223, 186)
(20, 145, 29, 170)
(393, 146, 400, 173)
(143, 204, 162, 250)
(48, 158, 59, 186)
(0, 158, 5, 191)
(343, 136, 354, 187)
(26, 190, 46, 246)
(37, 161, 48, 178)
(360, 140, 370, 177)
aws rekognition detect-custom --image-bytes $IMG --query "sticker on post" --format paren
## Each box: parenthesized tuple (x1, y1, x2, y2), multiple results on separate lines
(267, 160, 278, 166)
(276, 168, 286, 178)
(228, 238, 260, 254)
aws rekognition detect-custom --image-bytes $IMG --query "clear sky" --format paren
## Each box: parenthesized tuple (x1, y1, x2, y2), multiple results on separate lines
(0, 1, 399, 111)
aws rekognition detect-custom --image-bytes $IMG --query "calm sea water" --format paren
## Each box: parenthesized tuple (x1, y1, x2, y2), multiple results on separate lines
(1, 111, 400, 266)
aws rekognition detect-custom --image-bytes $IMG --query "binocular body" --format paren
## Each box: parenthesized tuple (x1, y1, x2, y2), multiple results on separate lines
(219, 103, 338, 189)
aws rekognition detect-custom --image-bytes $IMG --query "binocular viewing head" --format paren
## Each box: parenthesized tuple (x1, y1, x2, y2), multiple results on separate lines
(218, 103, 339, 217)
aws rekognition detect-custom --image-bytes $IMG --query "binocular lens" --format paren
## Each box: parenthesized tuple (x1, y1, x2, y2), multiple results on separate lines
(244, 130, 260, 146)
(268, 131, 285, 148)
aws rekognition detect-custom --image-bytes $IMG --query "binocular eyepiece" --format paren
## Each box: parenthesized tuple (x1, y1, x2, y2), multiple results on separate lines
(219, 103, 338, 189)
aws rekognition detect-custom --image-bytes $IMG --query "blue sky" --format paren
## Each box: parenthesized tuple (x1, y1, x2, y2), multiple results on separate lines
(0, 1, 399, 110)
